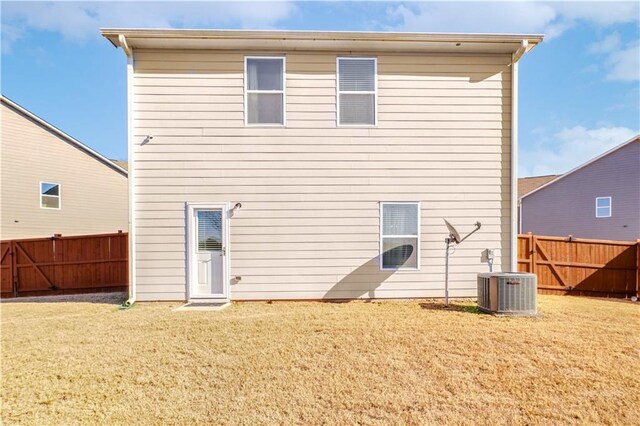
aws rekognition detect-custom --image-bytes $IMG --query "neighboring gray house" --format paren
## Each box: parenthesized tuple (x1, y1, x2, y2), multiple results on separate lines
(520, 135, 640, 241)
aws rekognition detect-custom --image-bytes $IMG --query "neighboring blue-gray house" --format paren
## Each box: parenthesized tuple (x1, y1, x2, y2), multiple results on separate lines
(520, 135, 640, 241)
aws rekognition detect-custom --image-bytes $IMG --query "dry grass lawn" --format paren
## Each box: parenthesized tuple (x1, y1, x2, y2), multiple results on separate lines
(1, 295, 639, 425)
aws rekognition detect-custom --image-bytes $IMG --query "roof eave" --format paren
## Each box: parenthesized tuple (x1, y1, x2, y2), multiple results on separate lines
(100, 28, 543, 55)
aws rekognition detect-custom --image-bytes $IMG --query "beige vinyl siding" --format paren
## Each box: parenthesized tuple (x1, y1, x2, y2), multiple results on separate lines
(132, 49, 512, 301)
(0, 103, 128, 239)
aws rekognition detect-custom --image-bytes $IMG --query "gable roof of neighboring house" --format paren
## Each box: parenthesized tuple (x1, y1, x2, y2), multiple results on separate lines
(1, 95, 128, 177)
(518, 175, 559, 198)
(519, 134, 640, 200)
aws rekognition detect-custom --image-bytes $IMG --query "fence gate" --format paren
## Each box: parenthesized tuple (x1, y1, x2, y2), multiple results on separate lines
(1, 232, 128, 298)
(518, 233, 639, 299)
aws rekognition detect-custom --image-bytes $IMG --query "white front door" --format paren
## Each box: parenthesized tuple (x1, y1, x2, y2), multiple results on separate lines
(188, 204, 228, 299)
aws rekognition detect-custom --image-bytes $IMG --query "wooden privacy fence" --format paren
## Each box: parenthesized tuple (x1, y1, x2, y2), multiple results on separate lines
(1, 232, 128, 298)
(518, 233, 640, 299)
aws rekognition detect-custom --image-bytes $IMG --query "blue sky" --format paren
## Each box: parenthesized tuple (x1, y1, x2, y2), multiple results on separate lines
(2, 1, 639, 176)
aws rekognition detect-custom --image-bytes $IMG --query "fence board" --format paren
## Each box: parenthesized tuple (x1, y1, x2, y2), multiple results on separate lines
(0, 232, 128, 298)
(518, 233, 639, 299)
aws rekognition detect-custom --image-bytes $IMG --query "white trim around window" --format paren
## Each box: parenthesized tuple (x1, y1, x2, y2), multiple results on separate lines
(595, 196, 612, 218)
(244, 56, 286, 127)
(379, 201, 420, 271)
(40, 181, 61, 209)
(336, 57, 378, 127)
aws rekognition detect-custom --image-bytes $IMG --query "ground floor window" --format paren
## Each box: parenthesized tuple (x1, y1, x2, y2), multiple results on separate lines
(380, 202, 420, 270)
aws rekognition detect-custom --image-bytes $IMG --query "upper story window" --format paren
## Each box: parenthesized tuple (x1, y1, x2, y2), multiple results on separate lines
(245, 57, 285, 126)
(380, 202, 420, 270)
(337, 57, 377, 126)
(596, 197, 612, 218)
(40, 182, 60, 209)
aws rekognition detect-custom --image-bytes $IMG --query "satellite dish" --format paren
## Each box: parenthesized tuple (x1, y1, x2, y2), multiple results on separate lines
(444, 219, 481, 245)
(444, 219, 461, 244)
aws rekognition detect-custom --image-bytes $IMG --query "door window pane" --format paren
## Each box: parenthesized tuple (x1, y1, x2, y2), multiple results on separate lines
(198, 210, 222, 251)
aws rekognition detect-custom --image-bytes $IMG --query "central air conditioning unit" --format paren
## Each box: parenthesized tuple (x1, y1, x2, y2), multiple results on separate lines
(477, 273, 537, 316)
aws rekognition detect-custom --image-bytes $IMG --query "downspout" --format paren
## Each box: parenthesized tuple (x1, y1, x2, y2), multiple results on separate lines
(518, 199, 523, 234)
(509, 40, 526, 272)
(120, 35, 136, 309)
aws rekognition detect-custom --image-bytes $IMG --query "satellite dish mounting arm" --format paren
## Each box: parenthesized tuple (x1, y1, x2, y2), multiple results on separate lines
(456, 221, 482, 244)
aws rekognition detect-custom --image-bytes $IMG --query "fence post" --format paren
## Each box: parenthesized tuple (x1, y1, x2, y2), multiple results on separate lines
(530, 233, 537, 275)
(11, 241, 18, 297)
(636, 240, 640, 300)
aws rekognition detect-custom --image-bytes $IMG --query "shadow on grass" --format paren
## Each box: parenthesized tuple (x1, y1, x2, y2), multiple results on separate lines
(419, 301, 484, 315)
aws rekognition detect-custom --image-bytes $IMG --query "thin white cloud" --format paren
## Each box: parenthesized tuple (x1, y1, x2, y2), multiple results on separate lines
(587, 32, 639, 82)
(0, 23, 25, 53)
(604, 40, 640, 82)
(386, 1, 639, 39)
(552, 1, 640, 27)
(519, 125, 638, 177)
(1, 1, 296, 51)
(387, 2, 557, 35)
(587, 32, 621, 54)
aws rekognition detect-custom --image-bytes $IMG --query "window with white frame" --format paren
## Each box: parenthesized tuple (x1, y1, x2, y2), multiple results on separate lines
(380, 202, 420, 270)
(337, 57, 377, 126)
(245, 57, 285, 125)
(40, 182, 60, 209)
(596, 197, 612, 218)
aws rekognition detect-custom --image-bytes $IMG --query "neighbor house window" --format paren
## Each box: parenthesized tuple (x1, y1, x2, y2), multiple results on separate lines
(40, 182, 60, 209)
(337, 57, 377, 126)
(596, 197, 612, 218)
(380, 202, 420, 270)
(245, 57, 285, 125)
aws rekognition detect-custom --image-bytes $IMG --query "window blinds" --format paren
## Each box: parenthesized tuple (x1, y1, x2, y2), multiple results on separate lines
(197, 210, 222, 251)
(382, 203, 419, 236)
(338, 58, 376, 125)
(338, 59, 375, 91)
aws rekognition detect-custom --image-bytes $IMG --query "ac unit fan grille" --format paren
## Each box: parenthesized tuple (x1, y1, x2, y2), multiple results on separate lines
(477, 273, 537, 316)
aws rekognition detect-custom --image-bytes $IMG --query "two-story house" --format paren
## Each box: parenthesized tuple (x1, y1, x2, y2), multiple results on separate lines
(102, 29, 542, 302)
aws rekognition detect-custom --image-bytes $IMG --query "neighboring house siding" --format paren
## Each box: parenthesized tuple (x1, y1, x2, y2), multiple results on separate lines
(132, 49, 513, 301)
(521, 141, 640, 241)
(0, 102, 128, 239)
